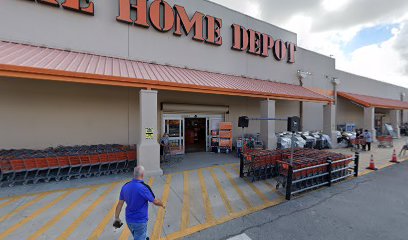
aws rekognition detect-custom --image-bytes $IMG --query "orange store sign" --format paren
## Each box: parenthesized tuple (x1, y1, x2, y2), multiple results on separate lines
(29, 0, 296, 64)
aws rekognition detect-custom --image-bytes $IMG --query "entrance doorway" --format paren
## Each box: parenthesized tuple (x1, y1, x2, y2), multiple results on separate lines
(162, 113, 225, 154)
(185, 118, 207, 153)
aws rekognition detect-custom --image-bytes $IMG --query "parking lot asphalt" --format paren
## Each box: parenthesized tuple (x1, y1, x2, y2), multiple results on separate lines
(186, 161, 408, 240)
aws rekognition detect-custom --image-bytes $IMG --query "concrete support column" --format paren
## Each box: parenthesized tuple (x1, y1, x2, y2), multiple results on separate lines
(137, 90, 163, 176)
(323, 104, 337, 148)
(260, 100, 277, 150)
(390, 110, 401, 138)
(364, 107, 376, 142)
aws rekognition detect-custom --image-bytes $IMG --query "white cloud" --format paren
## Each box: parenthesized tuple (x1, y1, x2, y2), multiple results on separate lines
(321, 0, 352, 12)
(209, 0, 408, 88)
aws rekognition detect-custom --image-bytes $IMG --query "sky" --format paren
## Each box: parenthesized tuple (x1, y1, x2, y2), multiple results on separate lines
(208, 0, 408, 88)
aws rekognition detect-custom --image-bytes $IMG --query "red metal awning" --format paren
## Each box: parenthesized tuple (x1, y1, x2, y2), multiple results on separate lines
(0, 41, 332, 103)
(338, 92, 408, 110)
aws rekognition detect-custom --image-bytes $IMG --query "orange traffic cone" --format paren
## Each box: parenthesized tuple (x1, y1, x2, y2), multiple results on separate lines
(367, 155, 378, 171)
(390, 149, 400, 163)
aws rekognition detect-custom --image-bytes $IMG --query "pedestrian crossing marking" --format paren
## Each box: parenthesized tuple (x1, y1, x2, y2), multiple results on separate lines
(152, 175, 173, 240)
(56, 183, 120, 240)
(180, 171, 190, 230)
(198, 169, 215, 224)
(0, 190, 74, 239)
(0, 192, 52, 223)
(88, 200, 118, 240)
(221, 167, 252, 209)
(28, 187, 100, 240)
(0, 196, 22, 209)
(209, 167, 234, 214)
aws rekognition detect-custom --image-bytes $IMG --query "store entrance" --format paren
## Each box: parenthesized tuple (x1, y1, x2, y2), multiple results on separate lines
(185, 118, 207, 153)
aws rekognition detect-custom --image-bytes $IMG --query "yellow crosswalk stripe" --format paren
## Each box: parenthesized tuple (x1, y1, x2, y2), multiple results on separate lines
(229, 164, 270, 203)
(245, 180, 270, 204)
(56, 183, 120, 240)
(151, 175, 172, 240)
(221, 167, 252, 209)
(119, 177, 155, 240)
(262, 180, 276, 191)
(87, 181, 130, 240)
(198, 169, 215, 224)
(88, 200, 118, 240)
(209, 168, 234, 215)
(0, 192, 52, 223)
(0, 196, 22, 209)
(0, 190, 74, 239)
(180, 172, 190, 230)
(28, 187, 99, 240)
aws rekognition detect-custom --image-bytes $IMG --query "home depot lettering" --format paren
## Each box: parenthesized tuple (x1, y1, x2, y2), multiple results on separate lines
(28, 0, 296, 64)
(117, 0, 222, 46)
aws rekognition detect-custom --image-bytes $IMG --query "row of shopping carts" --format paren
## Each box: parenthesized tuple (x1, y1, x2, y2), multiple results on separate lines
(239, 148, 357, 199)
(239, 149, 281, 181)
(0, 145, 137, 187)
(275, 149, 356, 200)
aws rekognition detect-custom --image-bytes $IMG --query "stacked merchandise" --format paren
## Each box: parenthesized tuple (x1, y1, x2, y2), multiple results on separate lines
(210, 130, 219, 153)
(218, 122, 233, 153)
(0, 144, 137, 187)
(236, 136, 263, 157)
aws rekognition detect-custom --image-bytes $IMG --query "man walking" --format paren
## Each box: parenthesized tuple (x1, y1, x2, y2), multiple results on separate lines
(114, 166, 165, 240)
(363, 130, 373, 151)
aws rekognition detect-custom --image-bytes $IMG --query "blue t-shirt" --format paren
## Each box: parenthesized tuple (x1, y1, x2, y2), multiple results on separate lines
(119, 180, 155, 224)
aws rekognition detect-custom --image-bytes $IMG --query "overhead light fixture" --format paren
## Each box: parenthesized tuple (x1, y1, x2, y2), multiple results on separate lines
(297, 70, 312, 79)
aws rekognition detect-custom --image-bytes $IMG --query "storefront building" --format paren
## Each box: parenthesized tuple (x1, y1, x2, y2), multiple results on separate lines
(0, 0, 407, 175)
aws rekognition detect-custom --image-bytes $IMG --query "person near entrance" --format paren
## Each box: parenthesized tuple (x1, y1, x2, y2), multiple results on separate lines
(399, 139, 408, 157)
(363, 129, 373, 151)
(114, 166, 165, 240)
(160, 133, 170, 162)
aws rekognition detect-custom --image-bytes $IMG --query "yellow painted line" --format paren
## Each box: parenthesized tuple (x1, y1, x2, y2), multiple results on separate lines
(28, 187, 99, 240)
(180, 172, 190, 230)
(209, 168, 234, 215)
(56, 183, 120, 240)
(229, 165, 269, 204)
(245, 181, 270, 204)
(0, 190, 74, 239)
(198, 169, 215, 223)
(220, 167, 252, 209)
(262, 180, 276, 191)
(0, 196, 22, 209)
(0, 192, 52, 222)
(163, 196, 285, 240)
(0, 180, 127, 202)
(151, 175, 173, 240)
(88, 201, 118, 240)
(118, 177, 155, 240)
(168, 163, 240, 176)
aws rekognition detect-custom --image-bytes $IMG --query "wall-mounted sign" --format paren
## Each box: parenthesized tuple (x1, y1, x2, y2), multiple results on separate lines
(27, 0, 296, 64)
(145, 128, 154, 140)
(28, 0, 94, 15)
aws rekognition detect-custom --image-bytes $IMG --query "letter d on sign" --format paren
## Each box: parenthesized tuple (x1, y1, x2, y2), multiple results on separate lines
(231, 24, 248, 51)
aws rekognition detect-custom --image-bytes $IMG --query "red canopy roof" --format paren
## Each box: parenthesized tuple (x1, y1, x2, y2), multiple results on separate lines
(0, 41, 332, 103)
(338, 92, 408, 109)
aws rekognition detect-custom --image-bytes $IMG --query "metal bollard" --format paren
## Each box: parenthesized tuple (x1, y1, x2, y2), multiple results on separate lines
(286, 165, 293, 200)
(327, 158, 333, 187)
(354, 152, 359, 177)
(239, 155, 244, 178)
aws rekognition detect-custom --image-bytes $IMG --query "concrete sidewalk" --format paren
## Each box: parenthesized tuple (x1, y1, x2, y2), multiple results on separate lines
(0, 138, 407, 240)
(0, 163, 285, 240)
